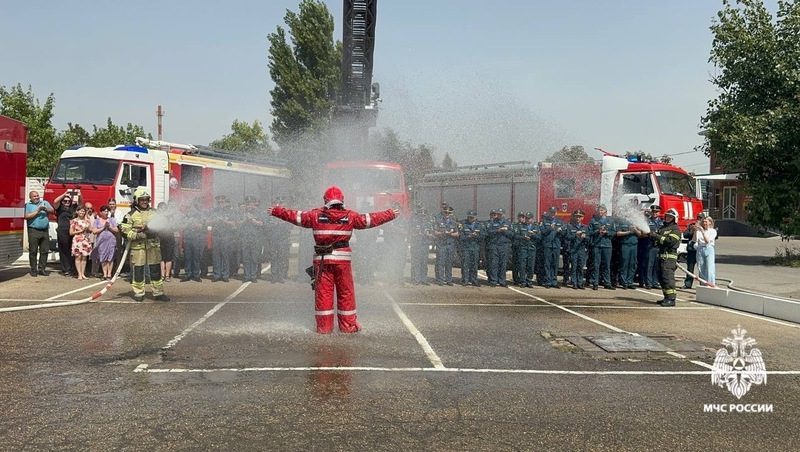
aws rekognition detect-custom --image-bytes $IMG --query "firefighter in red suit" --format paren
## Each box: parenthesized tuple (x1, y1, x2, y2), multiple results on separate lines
(268, 186, 398, 334)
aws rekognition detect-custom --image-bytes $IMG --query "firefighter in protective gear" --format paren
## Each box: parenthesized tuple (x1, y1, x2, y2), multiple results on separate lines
(120, 187, 169, 302)
(650, 207, 681, 307)
(268, 186, 397, 334)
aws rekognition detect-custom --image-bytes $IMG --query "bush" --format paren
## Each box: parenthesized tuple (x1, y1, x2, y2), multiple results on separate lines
(765, 244, 800, 268)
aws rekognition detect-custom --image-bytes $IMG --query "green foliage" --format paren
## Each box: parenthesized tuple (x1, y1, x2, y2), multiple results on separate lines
(701, 0, 800, 235)
(0, 84, 60, 177)
(210, 119, 273, 156)
(267, 0, 340, 148)
(2, 83, 153, 177)
(546, 145, 594, 164)
(441, 153, 457, 170)
(369, 128, 436, 188)
(86, 118, 150, 147)
(765, 243, 800, 267)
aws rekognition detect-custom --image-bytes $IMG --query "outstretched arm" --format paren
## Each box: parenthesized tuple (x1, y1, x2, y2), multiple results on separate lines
(352, 208, 398, 229)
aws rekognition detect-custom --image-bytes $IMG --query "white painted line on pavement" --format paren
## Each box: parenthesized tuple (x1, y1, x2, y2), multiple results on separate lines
(400, 302, 712, 310)
(161, 265, 271, 351)
(636, 287, 800, 329)
(506, 286, 638, 336)
(714, 306, 800, 329)
(133, 365, 800, 375)
(384, 290, 445, 369)
(162, 283, 251, 351)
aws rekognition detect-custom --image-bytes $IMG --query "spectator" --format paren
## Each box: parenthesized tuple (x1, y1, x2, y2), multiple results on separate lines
(54, 191, 77, 277)
(91, 205, 118, 280)
(70, 205, 94, 280)
(23, 190, 54, 277)
(694, 215, 717, 287)
(156, 202, 176, 282)
(83, 202, 100, 277)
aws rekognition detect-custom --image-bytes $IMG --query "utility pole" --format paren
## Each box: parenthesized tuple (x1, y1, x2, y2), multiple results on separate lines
(156, 105, 164, 141)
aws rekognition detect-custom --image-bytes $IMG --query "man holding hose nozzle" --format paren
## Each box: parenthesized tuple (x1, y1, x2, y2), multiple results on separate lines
(119, 187, 169, 302)
(650, 208, 681, 307)
(268, 186, 398, 334)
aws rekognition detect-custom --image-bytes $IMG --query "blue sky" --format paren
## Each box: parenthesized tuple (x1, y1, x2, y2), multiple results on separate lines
(3, 0, 771, 173)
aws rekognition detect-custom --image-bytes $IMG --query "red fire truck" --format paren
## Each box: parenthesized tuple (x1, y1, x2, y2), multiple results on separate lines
(415, 154, 703, 230)
(0, 115, 27, 267)
(43, 138, 291, 227)
(322, 161, 410, 216)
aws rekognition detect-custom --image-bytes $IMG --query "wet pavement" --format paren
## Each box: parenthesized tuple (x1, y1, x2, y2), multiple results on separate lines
(1, 261, 799, 451)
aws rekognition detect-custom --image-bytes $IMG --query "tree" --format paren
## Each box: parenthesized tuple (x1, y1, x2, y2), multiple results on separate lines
(86, 118, 149, 147)
(267, 0, 340, 148)
(700, 0, 800, 235)
(210, 120, 273, 156)
(441, 153, 457, 170)
(0, 84, 60, 177)
(267, 0, 341, 201)
(545, 145, 594, 164)
(58, 123, 91, 148)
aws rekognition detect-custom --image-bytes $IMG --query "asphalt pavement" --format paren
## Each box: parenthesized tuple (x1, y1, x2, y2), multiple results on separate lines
(0, 242, 798, 451)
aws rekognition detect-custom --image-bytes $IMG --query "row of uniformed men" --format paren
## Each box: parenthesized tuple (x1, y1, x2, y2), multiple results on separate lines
(160, 194, 293, 283)
(408, 203, 679, 301)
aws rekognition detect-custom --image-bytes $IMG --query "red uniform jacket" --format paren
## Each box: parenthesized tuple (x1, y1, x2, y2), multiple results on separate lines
(271, 206, 396, 263)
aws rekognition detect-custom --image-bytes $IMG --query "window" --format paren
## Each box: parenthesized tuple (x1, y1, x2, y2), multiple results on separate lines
(120, 163, 148, 188)
(51, 158, 118, 185)
(620, 172, 654, 196)
(656, 171, 696, 198)
(554, 179, 575, 198)
(180, 165, 203, 190)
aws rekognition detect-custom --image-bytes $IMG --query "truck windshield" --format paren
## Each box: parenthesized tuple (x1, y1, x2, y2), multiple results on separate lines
(656, 171, 696, 198)
(324, 166, 403, 195)
(51, 157, 118, 185)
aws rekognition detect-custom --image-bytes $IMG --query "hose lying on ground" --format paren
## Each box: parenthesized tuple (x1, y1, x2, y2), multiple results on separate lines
(0, 241, 131, 313)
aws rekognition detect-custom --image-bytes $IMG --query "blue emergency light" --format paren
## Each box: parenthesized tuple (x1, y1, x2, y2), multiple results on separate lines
(114, 145, 149, 153)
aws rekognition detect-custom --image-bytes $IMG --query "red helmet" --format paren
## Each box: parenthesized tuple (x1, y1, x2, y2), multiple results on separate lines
(323, 186, 345, 208)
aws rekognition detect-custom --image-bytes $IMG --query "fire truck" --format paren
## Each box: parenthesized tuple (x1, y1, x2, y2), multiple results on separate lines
(322, 161, 409, 215)
(415, 153, 703, 230)
(0, 115, 27, 267)
(43, 138, 291, 226)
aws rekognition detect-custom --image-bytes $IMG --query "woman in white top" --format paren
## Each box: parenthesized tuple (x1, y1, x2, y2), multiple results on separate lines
(693, 216, 717, 287)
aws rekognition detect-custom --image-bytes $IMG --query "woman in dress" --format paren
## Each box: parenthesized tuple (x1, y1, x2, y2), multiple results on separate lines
(91, 205, 119, 280)
(70, 205, 94, 280)
(694, 216, 717, 287)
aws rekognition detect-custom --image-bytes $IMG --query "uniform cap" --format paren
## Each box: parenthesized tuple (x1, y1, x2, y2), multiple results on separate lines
(650, 204, 661, 211)
(665, 208, 679, 218)
(597, 204, 607, 210)
(444, 206, 454, 213)
(548, 206, 557, 212)
(467, 210, 477, 217)
(490, 208, 497, 214)
(697, 211, 708, 220)
(323, 186, 345, 208)
(573, 209, 585, 217)
(525, 211, 533, 218)
(496, 208, 505, 214)
(518, 211, 527, 217)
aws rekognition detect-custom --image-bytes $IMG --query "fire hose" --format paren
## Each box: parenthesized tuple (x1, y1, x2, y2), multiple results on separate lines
(0, 240, 132, 313)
